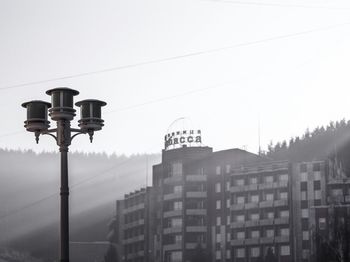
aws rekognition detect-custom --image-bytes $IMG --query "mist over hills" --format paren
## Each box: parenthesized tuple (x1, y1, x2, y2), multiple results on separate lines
(0, 149, 160, 261)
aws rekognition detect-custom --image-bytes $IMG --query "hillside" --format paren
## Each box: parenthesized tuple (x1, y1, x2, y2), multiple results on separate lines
(0, 149, 160, 261)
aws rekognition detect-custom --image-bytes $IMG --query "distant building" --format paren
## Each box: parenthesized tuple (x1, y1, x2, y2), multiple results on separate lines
(108, 129, 350, 262)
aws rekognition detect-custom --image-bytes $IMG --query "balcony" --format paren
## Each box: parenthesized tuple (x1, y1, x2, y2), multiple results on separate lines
(124, 219, 145, 229)
(123, 203, 145, 214)
(328, 195, 345, 203)
(274, 199, 288, 207)
(245, 184, 258, 191)
(259, 219, 274, 226)
(186, 209, 207, 215)
(163, 210, 182, 218)
(164, 175, 182, 184)
(186, 175, 207, 182)
(274, 181, 288, 188)
(245, 220, 260, 227)
(163, 226, 182, 234)
(231, 239, 245, 246)
(245, 202, 259, 209)
(186, 191, 207, 198)
(164, 243, 182, 251)
(164, 192, 182, 201)
(231, 204, 245, 211)
(186, 226, 207, 232)
(260, 237, 274, 244)
(231, 222, 245, 228)
(259, 201, 273, 208)
(123, 235, 145, 244)
(186, 243, 207, 249)
(245, 238, 259, 245)
(259, 183, 274, 190)
(230, 186, 245, 193)
(275, 235, 290, 243)
(345, 195, 350, 203)
(274, 217, 289, 225)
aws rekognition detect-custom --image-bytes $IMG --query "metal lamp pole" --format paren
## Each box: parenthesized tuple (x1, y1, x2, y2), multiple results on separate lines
(22, 88, 107, 262)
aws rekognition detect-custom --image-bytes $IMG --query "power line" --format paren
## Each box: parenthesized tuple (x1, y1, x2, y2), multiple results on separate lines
(0, 21, 349, 91)
(202, 0, 350, 10)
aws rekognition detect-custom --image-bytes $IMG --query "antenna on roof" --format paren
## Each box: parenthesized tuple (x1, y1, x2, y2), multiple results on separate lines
(258, 115, 261, 156)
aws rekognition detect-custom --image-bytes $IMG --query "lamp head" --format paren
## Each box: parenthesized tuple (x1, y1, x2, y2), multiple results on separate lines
(46, 87, 79, 120)
(75, 99, 107, 132)
(21, 100, 51, 132)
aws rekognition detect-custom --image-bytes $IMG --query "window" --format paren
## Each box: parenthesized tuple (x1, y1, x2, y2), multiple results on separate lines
(175, 235, 182, 244)
(280, 228, 290, 236)
(171, 218, 182, 227)
(216, 166, 221, 175)
(216, 216, 221, 226)
(250, 177, 258, 184)
(173, 201, 182, 210)
(265, 176, 274, 183)
(236, 215, 245, 222)
(251, 213, 259, 221)
(314, 190, 321, 200)
(279, 174, 289, 182)
(280, 210, 289, 218)
(302, 231, 309, 240)
(319, 218, 326, 230)
(300, 163, 307, 173)
(216, 234, 221, 243)
(174, 185, 182, 194)
(226, 182, 230, 191)
(314, 171, 321, 181)
(226, 249, 231, 259)
(237, 231, 245, 239)
(331, 189, 343, 197)
(227, 215, 231, 225)
(226, 164, 231, 173)
(215, 183, 221, 193)
(301, 209, 309, 218)
(266, 229, 274, 237)
(280, 192, 288, 200)
(300, 172, 308, 182)
(236, 179, 245, 186)
(226, 199, 230, 208)
(313, 163, 321, 172)
(280, 245, 290, 256)
(171, 162, 183, 176)
(236, 248, 245, 258)
(215, 250, 221, 259)
(265, 193, 274, 201)
(301, 191, 307, 200)
(251, 230, 260, 238)
(251, 247, 260, 257)
(266, 212, 274, 219)
(170, 251, 182, 262)
(237, 196, 245, 204)
(251, 195, 259, 203)
(216, 200, 221, 210)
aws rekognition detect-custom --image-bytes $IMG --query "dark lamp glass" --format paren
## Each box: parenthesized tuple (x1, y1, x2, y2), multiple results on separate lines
(21, 100, 51, 132)
(75, 99, 107, 131)
(46, 87, 79, 120)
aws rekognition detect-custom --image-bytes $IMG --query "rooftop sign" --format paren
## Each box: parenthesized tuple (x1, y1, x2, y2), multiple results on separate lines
(164, 130, 202, 150)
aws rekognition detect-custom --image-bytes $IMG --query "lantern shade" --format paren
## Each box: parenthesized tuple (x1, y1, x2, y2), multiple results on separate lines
(21, 100, 51, 132)
(75, 99, 107, 131)
(46, 87, 79, 120)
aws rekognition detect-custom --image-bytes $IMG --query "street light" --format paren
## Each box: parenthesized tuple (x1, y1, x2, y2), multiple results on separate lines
(22, 87, 106, 262)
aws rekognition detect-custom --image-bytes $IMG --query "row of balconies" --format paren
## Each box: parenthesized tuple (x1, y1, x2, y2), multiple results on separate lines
(163, 191, 207, 201)
(230, 181, 288, 193)
(231, 217, 289, 228)
(231, 235, 289, 246)
(163, 226, 207, 234)
(327, 195, 350, 203)
(231, 199, 288, 210)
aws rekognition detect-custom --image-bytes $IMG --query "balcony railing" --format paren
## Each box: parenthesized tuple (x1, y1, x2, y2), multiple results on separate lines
(123, 203, 145, 214)
(124, 219, 145, 229)
(164, 192, 182, 201)
(186, 191, 207, 198)
(163, 209, 182, 218)
(163, 243, 182, 251)
(274, 217, 289, 225)
(164, 175, 182, 184)
(122, 235, 145, 244)
(231, 204, 245, 211)
(275, 235, 290, 243)
(186, 226, 207, 232)
(186, 175, 207, 182)
(185, 243, 207, 249)
(163, 226, 182, 234)
(186, 209, 207, 215)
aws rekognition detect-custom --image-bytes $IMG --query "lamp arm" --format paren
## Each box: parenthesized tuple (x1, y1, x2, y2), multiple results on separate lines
(34, 130, 58, 144)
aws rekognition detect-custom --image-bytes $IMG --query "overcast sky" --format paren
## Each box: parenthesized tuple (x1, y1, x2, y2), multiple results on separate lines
(1, 0, 350, 155)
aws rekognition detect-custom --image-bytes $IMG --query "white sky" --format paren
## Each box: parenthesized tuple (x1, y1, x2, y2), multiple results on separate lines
(0, 0, 350, 155)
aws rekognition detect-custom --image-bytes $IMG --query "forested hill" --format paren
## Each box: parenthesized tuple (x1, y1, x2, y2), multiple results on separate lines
(265, 119, 350, 171)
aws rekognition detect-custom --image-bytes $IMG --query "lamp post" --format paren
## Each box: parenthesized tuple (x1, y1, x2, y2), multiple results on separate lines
(22, 88, 106, 262)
